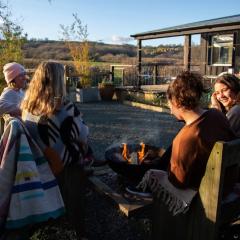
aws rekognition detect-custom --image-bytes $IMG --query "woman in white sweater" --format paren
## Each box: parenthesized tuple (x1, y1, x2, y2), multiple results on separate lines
(0, 62, 27, 118)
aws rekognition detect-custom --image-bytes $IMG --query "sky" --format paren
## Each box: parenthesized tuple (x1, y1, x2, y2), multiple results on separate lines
(4, 0, 240, 46)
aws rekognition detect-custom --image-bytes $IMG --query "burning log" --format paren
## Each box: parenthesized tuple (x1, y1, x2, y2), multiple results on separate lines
(121, 142, 165, 165)
(122, 142, 147, 165)
(122, 143, 131, 163)
(122, 143, 138, 164)
(106, 143, 165, 182)
(137, 142, 146, 164)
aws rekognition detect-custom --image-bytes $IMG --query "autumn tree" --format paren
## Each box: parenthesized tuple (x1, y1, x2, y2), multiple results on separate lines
(60, 13, 90, 87)
(0, 1, 26, 91)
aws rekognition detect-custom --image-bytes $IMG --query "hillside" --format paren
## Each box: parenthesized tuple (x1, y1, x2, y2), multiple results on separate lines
(22, 40, 183, 67)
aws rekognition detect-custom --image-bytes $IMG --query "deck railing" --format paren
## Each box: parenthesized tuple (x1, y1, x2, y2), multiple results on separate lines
(109, 63, 200, 87)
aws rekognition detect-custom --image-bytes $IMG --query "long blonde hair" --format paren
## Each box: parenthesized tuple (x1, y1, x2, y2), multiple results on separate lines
(21, 61, 66, 116)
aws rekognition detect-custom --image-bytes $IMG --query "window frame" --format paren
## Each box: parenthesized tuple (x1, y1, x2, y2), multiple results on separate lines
(208, 33, 234, 66)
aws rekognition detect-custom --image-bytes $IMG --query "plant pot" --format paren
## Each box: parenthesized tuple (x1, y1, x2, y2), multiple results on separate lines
(68, 86, 76, 102)
(76, 87, 101, 103)
(99, 85, 115, 101)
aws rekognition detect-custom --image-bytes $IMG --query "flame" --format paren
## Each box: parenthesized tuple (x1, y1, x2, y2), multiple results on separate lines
(122, 143, 131, 163)
(138, 142, 146, 164)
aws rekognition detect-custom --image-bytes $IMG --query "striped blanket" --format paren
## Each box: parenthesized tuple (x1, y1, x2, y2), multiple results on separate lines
(0, 118, 65, 230)
(22, 101, 91, 175)
(138, 169, 197, 215)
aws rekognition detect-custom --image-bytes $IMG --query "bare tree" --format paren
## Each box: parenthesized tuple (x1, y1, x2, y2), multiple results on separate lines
(60, 14, 90, 87)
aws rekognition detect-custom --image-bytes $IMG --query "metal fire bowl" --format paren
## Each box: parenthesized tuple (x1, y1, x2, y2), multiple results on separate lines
(105, 143, 163, 182)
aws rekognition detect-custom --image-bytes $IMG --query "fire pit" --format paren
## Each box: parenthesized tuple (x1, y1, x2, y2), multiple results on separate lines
(105, 143, 165, 183)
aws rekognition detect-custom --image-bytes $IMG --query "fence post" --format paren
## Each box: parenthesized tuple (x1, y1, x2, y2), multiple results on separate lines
(110, 65, 115, 83)
(153, 64, 158, 85)
(137, 39, 142, 88)
(122, 68, 125, 86)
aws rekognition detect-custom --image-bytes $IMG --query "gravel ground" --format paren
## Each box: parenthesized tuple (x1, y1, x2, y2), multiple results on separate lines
(78, 101, 183, 161)
(78, 101, 183, 240)
(30, 101, 183, 240)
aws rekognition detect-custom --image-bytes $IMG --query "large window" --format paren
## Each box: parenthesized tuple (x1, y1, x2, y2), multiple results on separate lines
(210, 34, 233, 66)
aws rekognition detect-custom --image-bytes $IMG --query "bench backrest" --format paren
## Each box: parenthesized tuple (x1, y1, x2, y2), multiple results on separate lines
(194, 139, 240, 239)
(152, 139, 240, 240)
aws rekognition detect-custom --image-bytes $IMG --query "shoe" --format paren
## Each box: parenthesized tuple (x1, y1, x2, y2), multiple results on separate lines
(125, 185, 152, 198)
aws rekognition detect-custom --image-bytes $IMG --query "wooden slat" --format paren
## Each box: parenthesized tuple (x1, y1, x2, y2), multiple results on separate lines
(88, 176, 152, 217)
(196, 142, 224, 240)
(213, 66, 218, 76)
(184, 35, 191, 71)
(137, 39, 142, 87)
(200, 33, 208, 75)
(133, 25, 240, 40)
(234, 30, 240, 72)
(152, 139, 240, 240)
(93, 167, 113, 176)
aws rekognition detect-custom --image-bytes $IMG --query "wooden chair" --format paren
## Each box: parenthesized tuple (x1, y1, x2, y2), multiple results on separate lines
(151, 139, 240, 240)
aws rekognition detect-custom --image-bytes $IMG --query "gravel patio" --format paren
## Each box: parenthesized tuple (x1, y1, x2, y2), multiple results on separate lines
(78, 101, 183, 240)
(31, 101, 183, 240)
(78, 101, 183, 161)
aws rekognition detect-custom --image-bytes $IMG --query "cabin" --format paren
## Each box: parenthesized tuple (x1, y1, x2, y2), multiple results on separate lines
(131, 14, 240, 86)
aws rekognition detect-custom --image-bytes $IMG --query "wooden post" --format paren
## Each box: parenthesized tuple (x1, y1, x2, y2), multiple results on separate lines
(110, 65, 115, 83)
(234, 30, 240, 74)
(232, 31, 237, 72)
(64, 65, 71, 94)
(122, 68, 125, 86)
(137, 39, 142, 88)
(200, 33, 208, 75)
(153, 64, 158, 85)
(184, 35, 191, 71)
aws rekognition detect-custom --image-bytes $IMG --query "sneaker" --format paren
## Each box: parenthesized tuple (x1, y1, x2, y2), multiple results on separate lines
(125, 185, 152, 198)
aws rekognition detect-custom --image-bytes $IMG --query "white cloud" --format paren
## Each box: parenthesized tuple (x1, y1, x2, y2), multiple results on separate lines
(110, 35, 134, 45)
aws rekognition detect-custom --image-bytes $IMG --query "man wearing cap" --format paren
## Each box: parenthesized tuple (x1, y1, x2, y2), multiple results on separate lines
(0, 62, 27, 117)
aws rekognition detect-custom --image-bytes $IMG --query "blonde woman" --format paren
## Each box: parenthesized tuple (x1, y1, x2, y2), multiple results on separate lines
(21, 61, 89, 168)
(21, 61, 90, 238)
(0, 62, 27, 117)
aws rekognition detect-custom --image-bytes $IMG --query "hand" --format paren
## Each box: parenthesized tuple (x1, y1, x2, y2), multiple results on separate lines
(141, 148, 165, 162)
(210, 92, 221, 110)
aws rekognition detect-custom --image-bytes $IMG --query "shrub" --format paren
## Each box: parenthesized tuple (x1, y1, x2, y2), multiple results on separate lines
(0, 2, 26, 92)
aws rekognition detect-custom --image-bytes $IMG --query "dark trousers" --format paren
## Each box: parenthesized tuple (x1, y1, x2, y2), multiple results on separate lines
(57, 165, 87, 239)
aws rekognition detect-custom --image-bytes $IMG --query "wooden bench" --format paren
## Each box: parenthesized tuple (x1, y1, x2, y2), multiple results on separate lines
(152, 139, 240, 240)
(88, 166, 153, 217)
